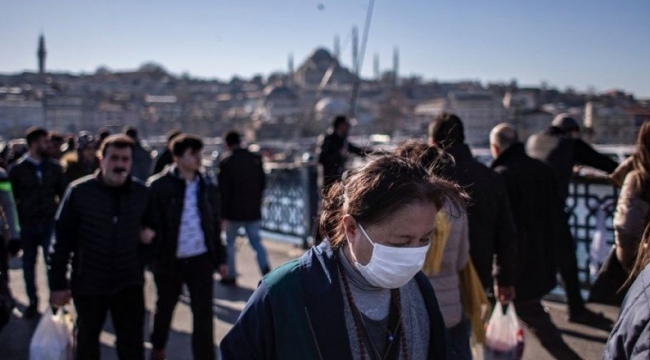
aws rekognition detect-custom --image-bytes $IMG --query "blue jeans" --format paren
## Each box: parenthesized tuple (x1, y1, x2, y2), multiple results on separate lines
(224, 220, 269, 278)
(448, 316, 472, 360)
(21, 223, 54, 305)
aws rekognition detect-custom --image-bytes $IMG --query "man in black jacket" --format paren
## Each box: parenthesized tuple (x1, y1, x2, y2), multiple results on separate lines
(490, 123, 581, 359)
(429, 113, 518, 303)
(150, 129, 182, 177)
(218, 131, 269, 286)
(49, 135, 150, 360)
(8, 127, 66, 317)
(527, 114, 618, 326)
(317, 115, 368, 190)
(146, 134, 227, 360)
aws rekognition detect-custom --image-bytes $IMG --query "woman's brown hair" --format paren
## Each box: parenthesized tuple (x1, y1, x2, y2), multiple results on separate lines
(314, 153, 466, 248)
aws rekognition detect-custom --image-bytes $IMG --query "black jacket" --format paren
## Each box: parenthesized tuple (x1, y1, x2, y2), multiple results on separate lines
(526, 126, 618, 201)
(151, 149, 174, 177)
(445, 143, 517, 289)
(317, 132, 366, 187)
(147, 166, 226, 274)
(491, 143, 563, 300)
(48, 173, 150, 295)
(9, 156, 66, 226)
(218, 148, 265, 221)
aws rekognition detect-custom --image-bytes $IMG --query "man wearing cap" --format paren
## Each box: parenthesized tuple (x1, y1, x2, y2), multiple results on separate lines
(527, 113, 618, 327)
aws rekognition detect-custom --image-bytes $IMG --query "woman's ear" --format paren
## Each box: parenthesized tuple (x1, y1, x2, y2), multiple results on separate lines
(342, 215, 358, 246)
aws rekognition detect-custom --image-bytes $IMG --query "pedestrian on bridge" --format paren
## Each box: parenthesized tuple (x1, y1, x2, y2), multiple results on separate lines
(490, 123, 581, 359)
(9, 127, 66, 318)
(146, 134, 227, 360)
(221, 154, 466, 359)
(49, 135, 150, 360)
(527, 114, 618, 327)
(218, 130, 269, 286)
(428, 113, 518, 304)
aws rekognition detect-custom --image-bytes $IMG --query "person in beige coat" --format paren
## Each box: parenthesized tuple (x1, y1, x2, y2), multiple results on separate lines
(611, 118, 650, 270)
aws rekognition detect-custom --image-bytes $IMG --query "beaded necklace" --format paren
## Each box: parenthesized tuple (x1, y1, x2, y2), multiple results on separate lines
(337, 255, 409, 360)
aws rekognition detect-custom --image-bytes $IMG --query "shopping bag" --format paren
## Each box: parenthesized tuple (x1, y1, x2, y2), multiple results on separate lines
(29, 307, 74, 360)
(484, 303, 524, 360)
(589, 206, 610, 276)
(459, 259, 490, 343)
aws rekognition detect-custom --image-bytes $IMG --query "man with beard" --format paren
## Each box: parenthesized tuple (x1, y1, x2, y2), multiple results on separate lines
(49, 135, 151, 360)
(8, 127, 66, 318)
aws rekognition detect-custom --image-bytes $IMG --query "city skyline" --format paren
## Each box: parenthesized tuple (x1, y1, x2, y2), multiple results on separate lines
(1, 0, 649, 97)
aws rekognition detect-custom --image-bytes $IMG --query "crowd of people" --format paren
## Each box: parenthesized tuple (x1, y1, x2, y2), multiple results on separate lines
(0, 111, 649, 359)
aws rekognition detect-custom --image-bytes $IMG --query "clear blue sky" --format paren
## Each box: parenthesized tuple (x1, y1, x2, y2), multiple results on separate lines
(1, 0, 649, 97)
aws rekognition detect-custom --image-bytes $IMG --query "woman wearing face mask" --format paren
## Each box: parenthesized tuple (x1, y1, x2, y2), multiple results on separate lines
(220, 154, 466, 360)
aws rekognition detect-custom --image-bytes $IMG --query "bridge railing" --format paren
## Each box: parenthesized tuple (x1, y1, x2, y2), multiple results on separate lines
(261, 161, 618, 288)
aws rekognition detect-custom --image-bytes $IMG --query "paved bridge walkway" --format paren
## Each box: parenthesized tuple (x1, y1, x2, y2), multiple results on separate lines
(0, 237, 617, 359)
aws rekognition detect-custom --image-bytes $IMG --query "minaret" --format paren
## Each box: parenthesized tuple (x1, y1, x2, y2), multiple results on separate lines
(288, 53, 294, 74)
(373, 53, 380, 80)
(393, 46, 399, 86)
(334, 35, 340, 60)
(352, 27, 359, 75)
(288, 53, 294, 85)
(38, 34, 46, 75)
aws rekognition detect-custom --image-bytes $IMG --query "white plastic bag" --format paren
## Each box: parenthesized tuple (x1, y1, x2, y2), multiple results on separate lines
(29, 307, 74, 360)
(589, 206, 610, 276)
(484, 302, 524, 360)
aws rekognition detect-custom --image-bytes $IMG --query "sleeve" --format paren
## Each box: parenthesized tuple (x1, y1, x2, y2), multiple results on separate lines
(210, 182, 226, 265)
(259, 156, 267, 192)
(317, 135, 338, 164)
(347, 141, 368, 157)
(141, 181, 159, 232)
(493, 178, 518, 287)
(7, 166, 21, 205)
(217, 160, 229, 218)
(48, 186, 79, 291)
(574, 139, 618, 174)
(614, 175, 650, 269)
(0, 179, 20, 239)
(220, 281, 277, 360)
(456, 213, 470, 272)
(54, 164, 67, 199)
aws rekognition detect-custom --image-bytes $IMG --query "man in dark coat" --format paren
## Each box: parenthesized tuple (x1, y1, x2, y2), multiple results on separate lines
(123, 126, 153, 181)
(218, 131, 269, 286)
(527, 113, 618, 326)
(490, 123, 580, 359)
(428, 113, 517, 303)
(49, 135, 150, 360)
(146, 134, 227, 360)
(8, 127, 66, 317)
(317, 115, 368, 190)
(150, 129, 183, 176)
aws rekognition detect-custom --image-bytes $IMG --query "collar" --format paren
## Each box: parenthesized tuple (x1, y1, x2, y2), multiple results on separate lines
(169, 164, 201, 184)
(95, 170, 132, 191)
(24, 155, 42, 166)
(491, 142, 527, 169)
(445, 143, 474, 162)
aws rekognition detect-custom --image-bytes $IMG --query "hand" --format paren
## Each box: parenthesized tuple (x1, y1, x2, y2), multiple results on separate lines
(218, 264, 228, 279)
(7, 239, 21, 256)
(140, 227, 156, 244)
(494, 285, 516, 304)
(50, 290, 71, 307)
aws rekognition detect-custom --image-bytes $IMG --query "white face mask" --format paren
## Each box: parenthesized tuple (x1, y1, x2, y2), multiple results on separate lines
(353, 223, 430, 289)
